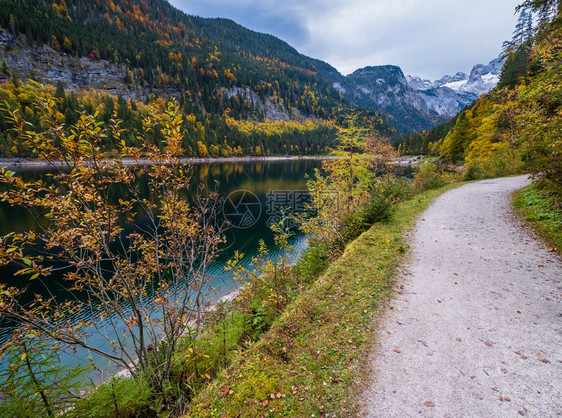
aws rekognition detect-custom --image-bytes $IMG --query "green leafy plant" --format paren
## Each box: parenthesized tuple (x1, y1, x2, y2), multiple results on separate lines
(71, 375, 152, 418)
(0, 334, 89, 417)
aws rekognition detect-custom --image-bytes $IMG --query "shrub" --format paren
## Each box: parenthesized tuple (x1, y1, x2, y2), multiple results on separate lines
(465, 145, 523, 180)
(413, 162, 447, 191)
(413, 161, 463, 192)
(293, 241, 331, 286)
(72, 376, 153, 418)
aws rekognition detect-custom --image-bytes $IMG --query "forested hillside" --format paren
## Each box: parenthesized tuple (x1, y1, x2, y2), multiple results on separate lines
(0, 0, 343, 118)
(0, 0, 394, 157)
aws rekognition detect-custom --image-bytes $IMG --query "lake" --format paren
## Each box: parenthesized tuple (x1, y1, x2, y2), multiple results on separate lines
(0, 158, 324, 381)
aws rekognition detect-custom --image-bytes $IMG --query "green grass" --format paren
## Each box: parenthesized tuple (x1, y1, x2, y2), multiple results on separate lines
(513, 183, 562, 255)
(187, 183, 461, 417)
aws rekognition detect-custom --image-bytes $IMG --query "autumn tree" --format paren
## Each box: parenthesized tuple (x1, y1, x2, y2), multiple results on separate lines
(0, 92, 225, 411)
(302, 111, 396, 248)
(62, 36, 72, 53)
(516, 5, 562, 193)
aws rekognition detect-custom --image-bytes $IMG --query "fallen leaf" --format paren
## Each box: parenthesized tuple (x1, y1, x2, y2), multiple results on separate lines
(270, 393, 275, 400)
(393, 349, 401, 353)
(541, 358, 551, 364)
(504, 396, 511, 402)
(424, 401, 435, 407)
(517, 310, 521, 314)
(276, 392, 282, 398)
(304, 386, 310, 391)
(521, 355, 528, 360)
(484, 341, 493, 347)
(228, 389, 234, 395)
(456, 338, 462, 342)
(501, 368, 507, 374)
(263, 400, 268, 407)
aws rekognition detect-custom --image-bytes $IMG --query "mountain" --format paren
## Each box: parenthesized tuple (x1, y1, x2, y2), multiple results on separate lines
(335, 65, 448, 132)
(328, 58, 504, 133)
(0, 0, 355, 124)
(405, 57, 505, 116)
(0, 0, 504, 139)
(0, 0, 406, 159)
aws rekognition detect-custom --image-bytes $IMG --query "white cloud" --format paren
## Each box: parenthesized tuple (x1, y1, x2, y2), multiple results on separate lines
(169, 0, 521, 79)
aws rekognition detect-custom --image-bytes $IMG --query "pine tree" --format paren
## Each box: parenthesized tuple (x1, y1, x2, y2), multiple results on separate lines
(0, 337, 88, 416)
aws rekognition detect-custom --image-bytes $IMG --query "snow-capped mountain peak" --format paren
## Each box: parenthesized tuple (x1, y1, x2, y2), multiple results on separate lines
(405, 57, 504, 116)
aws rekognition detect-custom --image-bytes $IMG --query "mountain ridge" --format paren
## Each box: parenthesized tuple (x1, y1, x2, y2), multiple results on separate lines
(0, 0, 504, 135)
(337, 57, 504, 132)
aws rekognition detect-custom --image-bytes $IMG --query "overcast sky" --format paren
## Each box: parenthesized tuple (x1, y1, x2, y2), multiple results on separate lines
(167, 0, 522, 80)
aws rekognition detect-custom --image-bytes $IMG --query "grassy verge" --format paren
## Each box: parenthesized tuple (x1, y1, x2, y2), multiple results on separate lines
(513, 182, 562, 255)
(188, 183, 461, 416)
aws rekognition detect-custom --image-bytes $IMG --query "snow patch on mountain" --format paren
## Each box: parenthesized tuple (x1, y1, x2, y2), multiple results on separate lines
(442, 79, 468, 90)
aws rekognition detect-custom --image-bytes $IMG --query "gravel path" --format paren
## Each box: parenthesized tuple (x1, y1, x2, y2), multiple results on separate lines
(361, 176, 562, 417)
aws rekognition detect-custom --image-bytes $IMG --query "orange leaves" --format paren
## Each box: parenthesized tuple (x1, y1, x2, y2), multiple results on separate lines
(0, 93, 227, 394)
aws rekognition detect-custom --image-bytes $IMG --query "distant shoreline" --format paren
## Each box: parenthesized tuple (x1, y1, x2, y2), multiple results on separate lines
(0, 155, 331, 171)
(0, 155, 420, 171)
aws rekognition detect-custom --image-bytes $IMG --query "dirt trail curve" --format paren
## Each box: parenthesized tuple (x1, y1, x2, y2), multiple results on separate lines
(361, 176, 562, 417)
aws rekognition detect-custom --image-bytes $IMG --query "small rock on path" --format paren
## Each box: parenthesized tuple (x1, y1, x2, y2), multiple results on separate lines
(361, 176, 562, 417)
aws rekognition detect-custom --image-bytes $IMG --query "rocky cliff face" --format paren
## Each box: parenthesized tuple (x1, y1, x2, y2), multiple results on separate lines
(0, 30, 296, 122)
(0, 30, 149, 100)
